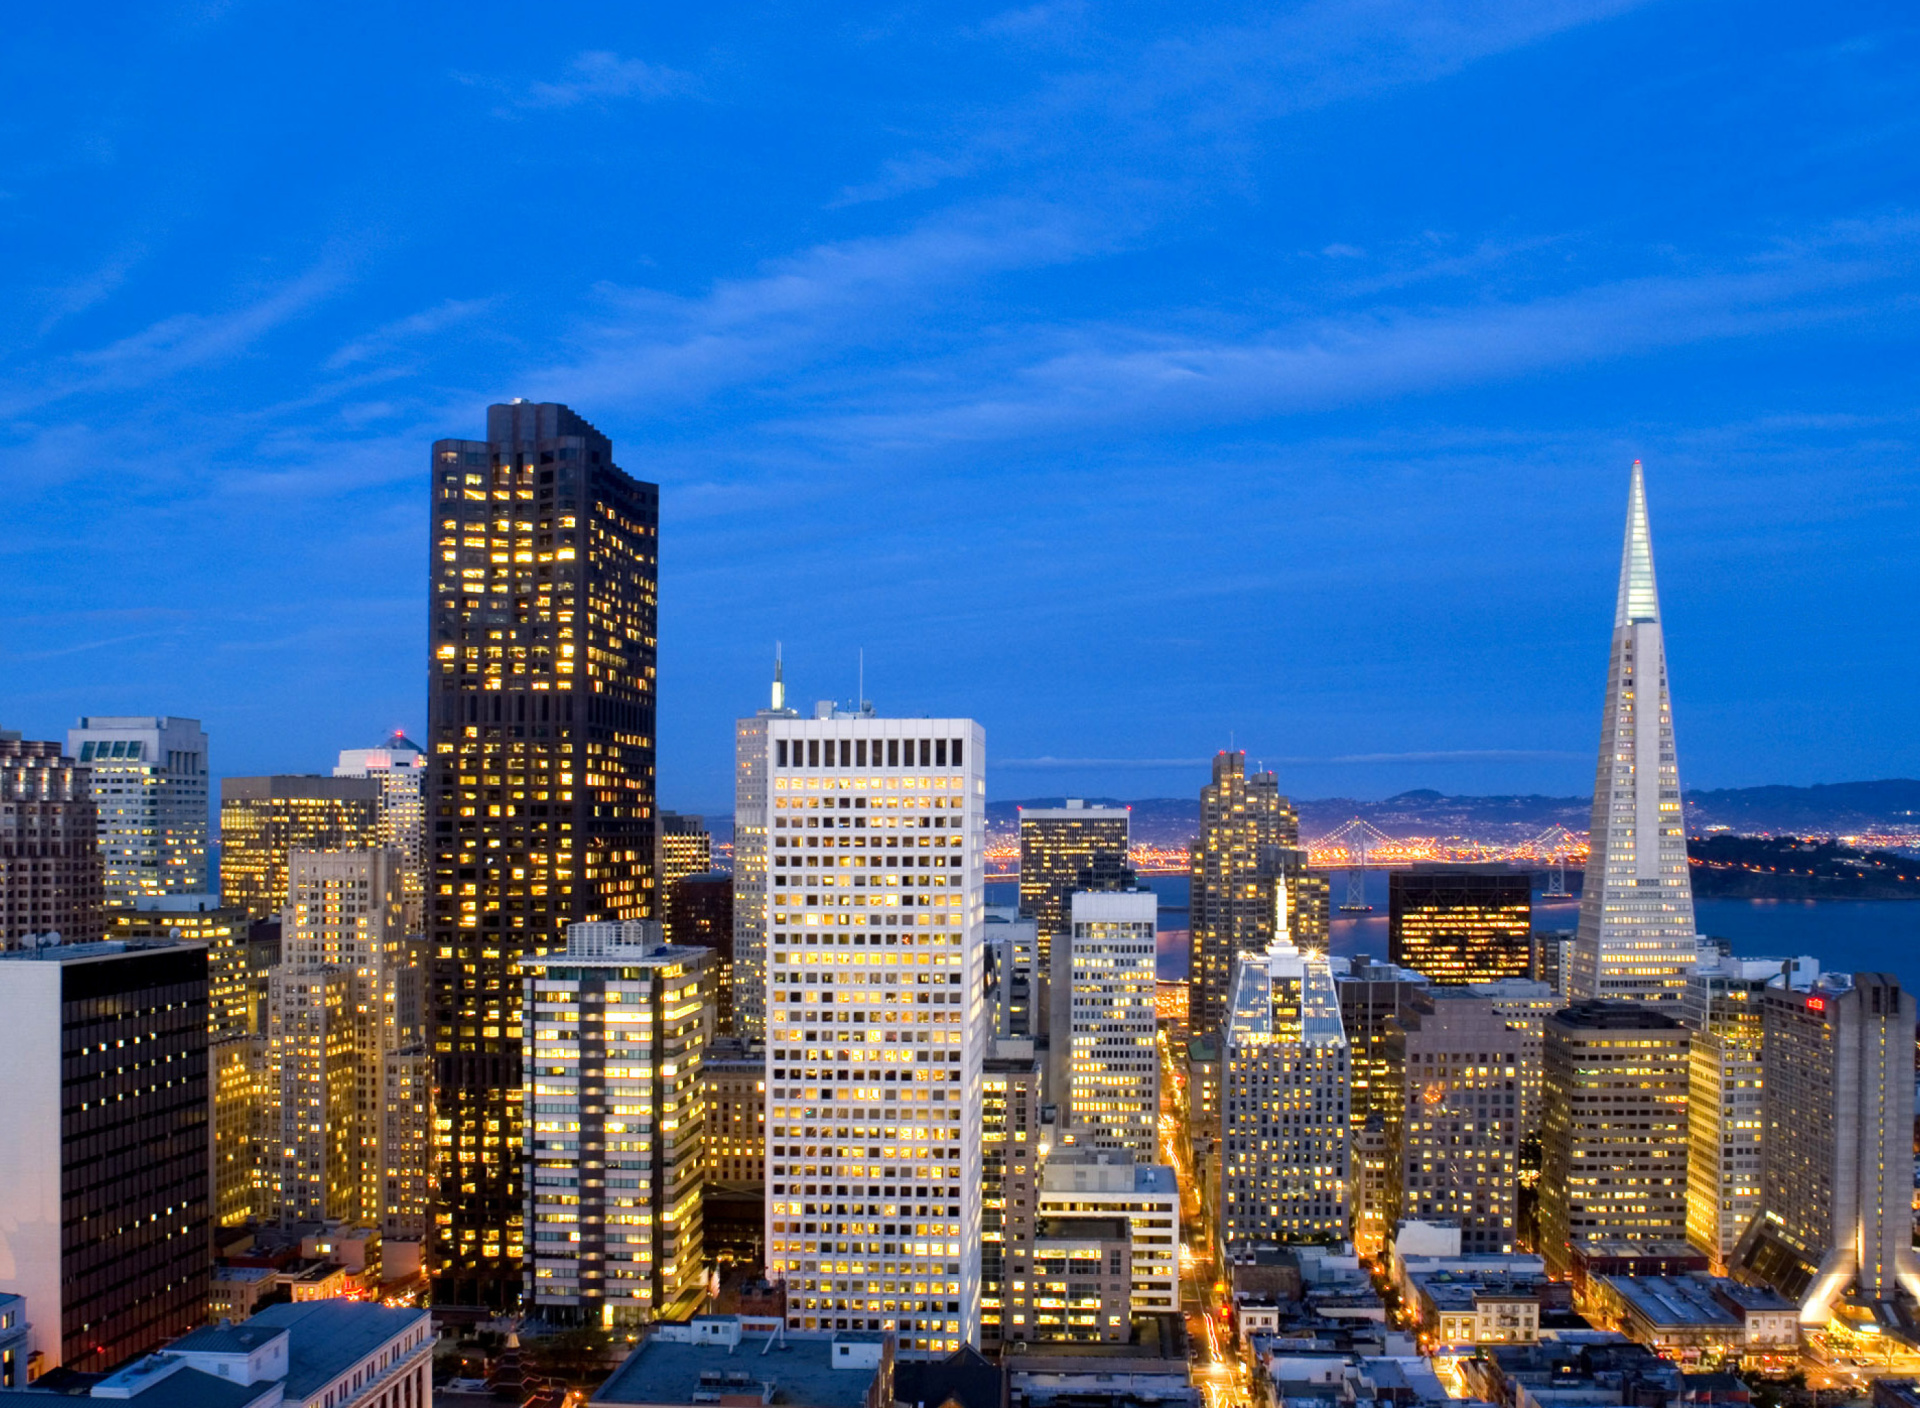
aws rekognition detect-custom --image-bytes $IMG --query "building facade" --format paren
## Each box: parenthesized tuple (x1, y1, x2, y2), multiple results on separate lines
(1189, 751, 1326, 1037)
(658, 812, 712, 899)
(427, 400, 661, 1305)
(1569, 463, 1698, 1004)
(1053, 889, 1158, 1159)
(1388, 866, 1532, 985)
(1681, 958, 1780, 1273)
(1334, 959, 1429, 1256)
(1221, 937, 1350, 1253)
(1385, 992, 1521, 1253)
(1538, 1002, 1691, 1278)
(522, 922, 710, 1325)
(334, 733, 429, 933)
(982, 1041, 1046, 1349)
(1734, 972, 1920, 1322)
(1462, 978, 1557, 1140)
(703, 1036, 767, 1190)
(760, 713, 986, 1356)
(219, 776, 383, 921)
(0, 940, 211, 1372)
(1018, 801, 1130, 1031)
(66, 715, 208, 905)
(1035, 1153, 1180, 1315)
(670, 872, 736, 1031)
(0, 731, 104, 949)
(731, 663, 799, 1043)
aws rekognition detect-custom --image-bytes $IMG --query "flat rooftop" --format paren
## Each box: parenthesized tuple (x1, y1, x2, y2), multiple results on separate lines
(246, 1301, 427, 1399)
(593, 1334, 880, 1407)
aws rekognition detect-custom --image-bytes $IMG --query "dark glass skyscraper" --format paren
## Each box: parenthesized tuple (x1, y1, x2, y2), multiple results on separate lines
(427, 401, 659, 1306)
(1387, 865, 1532, 984)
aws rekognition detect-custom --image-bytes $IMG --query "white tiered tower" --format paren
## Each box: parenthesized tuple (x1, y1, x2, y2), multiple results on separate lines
(1570, 462, 1699, 1004)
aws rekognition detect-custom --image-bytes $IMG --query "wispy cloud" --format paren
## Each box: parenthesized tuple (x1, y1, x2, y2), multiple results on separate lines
(324, 298, 497, 371)
(461, 50, 695, 114)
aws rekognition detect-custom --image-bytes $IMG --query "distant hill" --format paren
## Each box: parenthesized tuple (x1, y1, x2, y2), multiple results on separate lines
(983, 781, 1920, 848)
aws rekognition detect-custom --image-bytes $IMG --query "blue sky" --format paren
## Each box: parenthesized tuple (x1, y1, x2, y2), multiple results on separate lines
(4, 1, 1917, 816)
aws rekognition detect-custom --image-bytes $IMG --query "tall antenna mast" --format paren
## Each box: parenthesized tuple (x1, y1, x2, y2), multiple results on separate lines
(771, 642, 785, 712)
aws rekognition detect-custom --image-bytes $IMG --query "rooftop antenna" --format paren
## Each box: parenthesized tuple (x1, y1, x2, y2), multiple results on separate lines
(771, 642, 785, 713)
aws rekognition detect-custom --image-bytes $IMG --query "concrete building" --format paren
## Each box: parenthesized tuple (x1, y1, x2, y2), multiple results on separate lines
(0, 1294, 27, 1389)
(703, 1035, 767, 1191)
(1024, 1219, 1134, 1343)
(1388, 866, 1532, 985)
(983, 1041, 1048, 1349)
(731, 653, 801, 1044)
(0, 731, 103, 949)
(1538, 1002, 1691, 1279)
(65, 716, 208, 905)
(1406, 1272, 1547, 1348)
(1036, 1153, 1180, 1315)
(334, 733, 428, 934)
(1681, 957, 1792, 1273)
(1053, 889, 1158, 1159)
(760, 712, 986, 1355)
(85, 1300, 432, 1408)
(1018, 801, 1131, 1031)
(1335, 959, 1430, 1256)
(1461, 978, 1557, 1139)
(1188, 752, 1326, 1037)
(522, 921, 711, 1325)
(657, 811, 713, 901)
(1384, 992, 1521, 1253)
(670, 871, 735, 1030)
(1531, 933, 1576, 1000)
(984, 907, 1040, 1039)
(1221, 936, 1350, 1253)
(219, 776, 383, 922)
(1568, 464, 1698, 1005)
(0, 939, 210, 1373)
(592, 1317, 898, 1408)
(264, 850, 422, 1235)
(1587, 1274, 1797, 1357)
(1733, 972, 1920, 1323)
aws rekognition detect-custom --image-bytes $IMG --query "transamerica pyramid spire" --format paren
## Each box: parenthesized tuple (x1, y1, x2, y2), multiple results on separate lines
(1569, 461, 1698, 1004)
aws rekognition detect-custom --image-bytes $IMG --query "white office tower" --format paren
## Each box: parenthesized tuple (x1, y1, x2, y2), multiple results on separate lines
(1570, 463, 1698, 1003)
(265, 849, 420, 1231)
(732, 654, 800, 1041)
(1220, 920, 1350, 1256)
(522, 922, 711, 1326)
(761, 711, 986, 1356)
(1052, 890, 1159, 1159)
(66, 715, 209, 904)
(334, 732, 428, 933)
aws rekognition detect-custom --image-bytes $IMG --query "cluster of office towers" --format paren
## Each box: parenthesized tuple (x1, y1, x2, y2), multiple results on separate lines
(1, 409, 1911, 1375)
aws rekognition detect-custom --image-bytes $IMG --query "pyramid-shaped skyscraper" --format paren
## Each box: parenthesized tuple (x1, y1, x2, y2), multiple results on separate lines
(1569, 461, 1698, 1003)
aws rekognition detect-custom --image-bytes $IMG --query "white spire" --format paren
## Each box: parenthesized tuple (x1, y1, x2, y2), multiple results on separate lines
(1614, 459, 1661, 627)
(771, 642, 785, 712)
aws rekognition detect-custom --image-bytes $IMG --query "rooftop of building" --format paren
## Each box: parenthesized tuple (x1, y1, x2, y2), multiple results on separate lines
(592, 1329, 885, 1407)
(1548, 1002, 1684, 1032)
(1571, 1240, 1704, 1264)
(82, 1359, 277, 1408)
(0, 937, 196, 965)
(894, 1345, 1005, 1408)
(244, 1300, 428, 1399)
(211, 1265, 278, 1285)
(1038, 1217, 1132, 1243)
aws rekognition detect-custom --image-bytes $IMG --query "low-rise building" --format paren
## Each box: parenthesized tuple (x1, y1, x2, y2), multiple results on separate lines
(591, 1317, 895, 1408)
(0, 1294, 29, 1389)
(207, 1266, 280, 1321)
(1407, 1272, 1546, 1348)
(1587, 1276, 1797, 1359)
(1036, 1154, 1180, 1314)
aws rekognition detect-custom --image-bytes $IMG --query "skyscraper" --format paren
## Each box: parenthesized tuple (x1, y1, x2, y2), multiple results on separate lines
(1053, 889, 1158, 1159)
(1019, 801, 1130, 1029)
(1733, 973, 1920, 1322)
(1384, 992, 1521, 1253)
(1569, 463, 1697, 1004)
(980, 1041, 1045, 1350)
(731, 655, 799, 1043)
(1, 731, 103, 948)
(522, 922, 710, 1325)
(218, 775, 383, 921)
(335, 733, 429, 933)
(1334, 958, 1429, 1256)
(1682, 956, 1782, 1274)
(1189, 751, 1327, 1036)
(0, 938, 211, 1373)
(427, 401, 660, 1306)
(1538, 1001, 1691, 1278)
(1388, 866, 1532, 985)
(657, 812, 712, 897)
(669, 871, 736, 1030)
(66, 716, 208, 904)
(1220, 935, 1350, 1254)
(264, 849, 420, 1231)
(759, 713, 985, 1355)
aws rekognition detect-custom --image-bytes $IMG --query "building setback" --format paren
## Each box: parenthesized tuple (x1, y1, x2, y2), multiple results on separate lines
(1734, 972, 1920, 1322)
(0, 731, 104, 949)
(760, 713, 987, 1355)
(66, 716, 209, 906)
(334, 733, 429, 934)
(426, 400, 661, 1306)
(1388, 866, 1532, 985)
(1538, 1002, 1691, 1279)
(523, 922, 710, 1324)
(1188, 751, 1327, 1038)
(0, 940, 211, 1372)
(1569, 463, 1698, 1004)
(219, 776, 383, 921)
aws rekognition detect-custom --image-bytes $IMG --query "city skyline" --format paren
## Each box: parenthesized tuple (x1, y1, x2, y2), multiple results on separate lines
(5, 5, 1918, 808)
